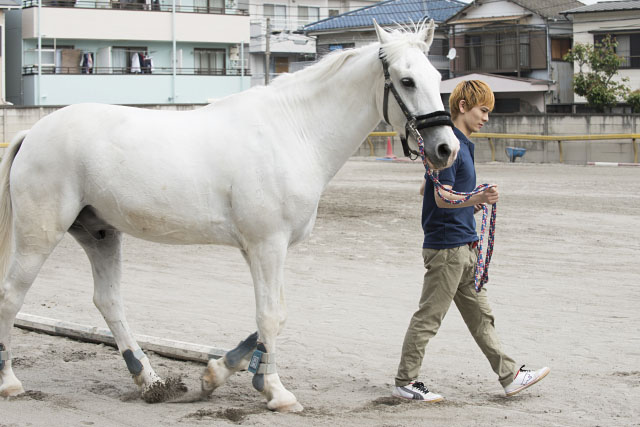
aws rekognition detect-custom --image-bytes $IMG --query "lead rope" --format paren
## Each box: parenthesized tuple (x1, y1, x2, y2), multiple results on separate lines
(416, 135, 497, 293)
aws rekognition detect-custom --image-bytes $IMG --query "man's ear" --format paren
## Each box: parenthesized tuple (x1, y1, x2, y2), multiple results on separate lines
(458, 99, 467, 114)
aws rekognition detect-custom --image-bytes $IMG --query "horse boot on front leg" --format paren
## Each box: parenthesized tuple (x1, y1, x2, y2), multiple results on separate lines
(249, 342, 303, 412)
(201, 331, 258, 396)
(121, 348, 183, 403)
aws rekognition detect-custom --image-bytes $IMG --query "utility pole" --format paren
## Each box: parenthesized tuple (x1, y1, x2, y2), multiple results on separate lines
(265, 18, 271, 86)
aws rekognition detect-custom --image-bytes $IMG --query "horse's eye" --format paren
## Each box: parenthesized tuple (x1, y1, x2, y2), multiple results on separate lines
(400, 78, 415, 88)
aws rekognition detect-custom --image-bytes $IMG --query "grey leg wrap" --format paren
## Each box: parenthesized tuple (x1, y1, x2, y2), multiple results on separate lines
(122, 349, 146, 375)
(224, 331, 258, 369)
(0, 343, 9, 371)
(250, 343, 277, 393)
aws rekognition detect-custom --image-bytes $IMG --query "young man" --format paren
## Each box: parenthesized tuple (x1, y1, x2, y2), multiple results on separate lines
(392, 80, 549, 402)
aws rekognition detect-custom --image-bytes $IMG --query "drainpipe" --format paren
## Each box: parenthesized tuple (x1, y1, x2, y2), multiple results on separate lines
(172, 0, 176, 103)
(545, 20, 551, 114)
(37, 0, 42, 105)
(240, 40, 245, 91)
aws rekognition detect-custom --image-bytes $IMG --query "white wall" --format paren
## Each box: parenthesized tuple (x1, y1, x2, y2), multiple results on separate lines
(22, 7, 249, 43)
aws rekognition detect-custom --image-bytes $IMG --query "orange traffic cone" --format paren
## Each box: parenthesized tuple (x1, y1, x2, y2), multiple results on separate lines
(384, 137, 397, 160)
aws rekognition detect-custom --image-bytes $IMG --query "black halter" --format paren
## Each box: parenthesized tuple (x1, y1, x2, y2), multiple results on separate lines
(379, 48, 454, 159)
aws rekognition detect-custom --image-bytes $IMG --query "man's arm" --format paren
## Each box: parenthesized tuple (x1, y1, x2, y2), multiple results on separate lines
(434, 185, 499, 209)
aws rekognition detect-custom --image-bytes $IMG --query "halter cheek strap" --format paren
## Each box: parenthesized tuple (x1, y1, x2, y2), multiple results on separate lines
(378, 48, 454, 159)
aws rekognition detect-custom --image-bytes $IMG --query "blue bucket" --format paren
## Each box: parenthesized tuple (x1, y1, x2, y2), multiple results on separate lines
(505, 146, 526, 162)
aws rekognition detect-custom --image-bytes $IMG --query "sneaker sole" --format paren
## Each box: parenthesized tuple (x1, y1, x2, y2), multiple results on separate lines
(505, 367, 550, 397)
(391, 393, 444, 403)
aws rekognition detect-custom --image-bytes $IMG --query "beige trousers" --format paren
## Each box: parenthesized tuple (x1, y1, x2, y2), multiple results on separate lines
(395, 244, 517, 388)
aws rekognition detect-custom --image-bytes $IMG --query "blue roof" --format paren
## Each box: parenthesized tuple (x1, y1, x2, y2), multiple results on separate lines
(304, 0, 466, 33)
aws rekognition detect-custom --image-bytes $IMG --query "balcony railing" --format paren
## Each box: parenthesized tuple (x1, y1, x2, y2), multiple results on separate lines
(23, 65, 252, 75)
(22, 0, 250, 15)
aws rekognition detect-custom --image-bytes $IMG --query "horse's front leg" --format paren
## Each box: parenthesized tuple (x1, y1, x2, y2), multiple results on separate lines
(246, 235, 302, 412)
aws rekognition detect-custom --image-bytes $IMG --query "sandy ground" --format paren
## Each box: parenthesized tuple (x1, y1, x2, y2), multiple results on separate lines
(2, 159, 639, 427)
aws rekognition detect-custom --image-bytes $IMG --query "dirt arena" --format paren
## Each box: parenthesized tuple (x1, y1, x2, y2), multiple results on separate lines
(2, 159, 639, 426)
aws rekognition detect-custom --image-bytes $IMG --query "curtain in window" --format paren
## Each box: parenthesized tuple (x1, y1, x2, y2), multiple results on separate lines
(112, 48, 127, 73)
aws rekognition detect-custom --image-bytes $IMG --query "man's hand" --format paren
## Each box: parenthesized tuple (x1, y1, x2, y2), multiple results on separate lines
(478, 186, 499, 205)
(474, 204, 484, 214)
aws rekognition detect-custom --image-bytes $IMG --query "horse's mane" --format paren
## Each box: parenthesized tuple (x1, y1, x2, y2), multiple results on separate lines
(270, 20, 430, 89)
(379, 21, 431, 65)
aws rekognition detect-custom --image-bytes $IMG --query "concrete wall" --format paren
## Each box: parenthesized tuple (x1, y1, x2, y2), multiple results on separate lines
(360, 114, 640, 164)
(2, 107, 639, 164)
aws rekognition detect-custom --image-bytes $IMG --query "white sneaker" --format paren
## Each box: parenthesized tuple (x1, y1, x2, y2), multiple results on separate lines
(392, 381, 443, 402)
(504, 365, 550, 397)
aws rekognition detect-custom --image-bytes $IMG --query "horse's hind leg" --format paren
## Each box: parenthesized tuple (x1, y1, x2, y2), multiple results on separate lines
(68, 209, 164, 398)
(0, 230, 64, 397)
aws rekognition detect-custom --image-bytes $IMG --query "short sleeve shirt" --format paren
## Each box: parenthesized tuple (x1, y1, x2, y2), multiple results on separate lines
(422, 127, 478, 249)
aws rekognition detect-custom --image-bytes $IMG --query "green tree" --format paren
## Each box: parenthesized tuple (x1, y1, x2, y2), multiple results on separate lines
(563, 35, 630, 112)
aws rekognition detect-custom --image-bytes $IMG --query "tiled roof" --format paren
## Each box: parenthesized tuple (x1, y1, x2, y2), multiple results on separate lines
(563, 0, 640, 14)
(304, 0, 466, 33)
(509, 0, 585, 19)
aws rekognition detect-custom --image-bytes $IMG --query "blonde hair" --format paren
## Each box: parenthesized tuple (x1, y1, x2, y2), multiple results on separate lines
(448, 80, 495, 120)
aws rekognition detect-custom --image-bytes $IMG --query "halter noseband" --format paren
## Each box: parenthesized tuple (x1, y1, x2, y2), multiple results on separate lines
(379, 48, 454, 159)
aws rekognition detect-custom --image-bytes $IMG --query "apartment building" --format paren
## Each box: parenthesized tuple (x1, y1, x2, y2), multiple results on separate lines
(5, 0, 250, 105)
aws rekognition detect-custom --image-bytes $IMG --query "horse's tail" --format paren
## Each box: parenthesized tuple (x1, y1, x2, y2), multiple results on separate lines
(0, 130, 28, 281)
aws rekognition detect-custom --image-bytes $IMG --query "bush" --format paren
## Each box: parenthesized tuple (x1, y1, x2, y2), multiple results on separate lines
(627, 90, 640, 113)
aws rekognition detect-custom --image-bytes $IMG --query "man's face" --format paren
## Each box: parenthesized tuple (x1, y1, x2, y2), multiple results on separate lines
(461, 104, 491, 133)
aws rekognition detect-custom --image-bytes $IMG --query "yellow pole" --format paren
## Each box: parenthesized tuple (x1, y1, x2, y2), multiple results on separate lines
(489, 138, 495, 162)
(558, 140, 564, 163)
(367, 137, 375, 157)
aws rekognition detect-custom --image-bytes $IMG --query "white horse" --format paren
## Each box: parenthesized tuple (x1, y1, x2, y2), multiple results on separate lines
(0, 21, 458, 412)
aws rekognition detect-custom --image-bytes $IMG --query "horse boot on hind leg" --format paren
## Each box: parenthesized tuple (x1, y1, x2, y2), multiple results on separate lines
(68, 222, 184, 402)
(201, 331, 258, 396)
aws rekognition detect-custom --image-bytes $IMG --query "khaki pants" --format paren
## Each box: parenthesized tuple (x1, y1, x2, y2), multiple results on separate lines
(395, 244, 517, 388)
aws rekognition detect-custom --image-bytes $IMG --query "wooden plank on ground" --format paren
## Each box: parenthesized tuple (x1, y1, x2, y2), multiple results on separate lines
(14, 313, 226, 363)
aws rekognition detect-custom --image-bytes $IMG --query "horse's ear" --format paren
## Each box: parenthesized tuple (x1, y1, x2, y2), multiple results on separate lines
(373, 19, 392, 45)
(421, 19, 436, 51)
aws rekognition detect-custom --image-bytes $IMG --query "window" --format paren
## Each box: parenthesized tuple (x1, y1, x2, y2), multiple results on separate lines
(264, 4, 287, 30)
(429, 38, 449, 57)
(41, 44, 74, 73)
(112, 46, 148, 74)
(328, 9, 339, 17)
(194, 0, 223, 13)
(194, 48, 226, 75)
(595, 33, 640, 69)
(298, 6, 319, 26)
(551, 38, 571, 61)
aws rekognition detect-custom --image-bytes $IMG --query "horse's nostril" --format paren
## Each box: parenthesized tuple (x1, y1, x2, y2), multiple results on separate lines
(437, 143, 451, 159)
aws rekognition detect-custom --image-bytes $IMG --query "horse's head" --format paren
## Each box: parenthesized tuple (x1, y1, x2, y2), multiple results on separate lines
(374, 20, 459, 170)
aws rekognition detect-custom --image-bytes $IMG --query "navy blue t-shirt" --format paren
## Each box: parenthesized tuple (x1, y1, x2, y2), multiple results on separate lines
(422, 127, 479, 249)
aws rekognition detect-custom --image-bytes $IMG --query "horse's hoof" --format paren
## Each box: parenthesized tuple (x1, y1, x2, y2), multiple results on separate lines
(267, 399, 304, 413)
(0, 382, 25, 398)
(201, 361, 227, 394)
(141, 377, 188, 403)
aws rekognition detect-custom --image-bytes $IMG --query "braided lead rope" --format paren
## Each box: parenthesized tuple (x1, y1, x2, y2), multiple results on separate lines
(415, 130, 496, 292)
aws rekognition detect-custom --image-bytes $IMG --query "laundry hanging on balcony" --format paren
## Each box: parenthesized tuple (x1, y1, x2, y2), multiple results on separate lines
(80, 52, 94, 74)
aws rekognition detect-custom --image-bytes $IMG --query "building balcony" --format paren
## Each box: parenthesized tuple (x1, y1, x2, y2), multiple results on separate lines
(21, 2, 250, 43)
(22, 72, 251, 105)
(249, 20, 316, 54)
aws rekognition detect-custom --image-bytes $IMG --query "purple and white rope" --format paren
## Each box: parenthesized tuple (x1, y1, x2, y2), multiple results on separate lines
(417, 134, 496, 292)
